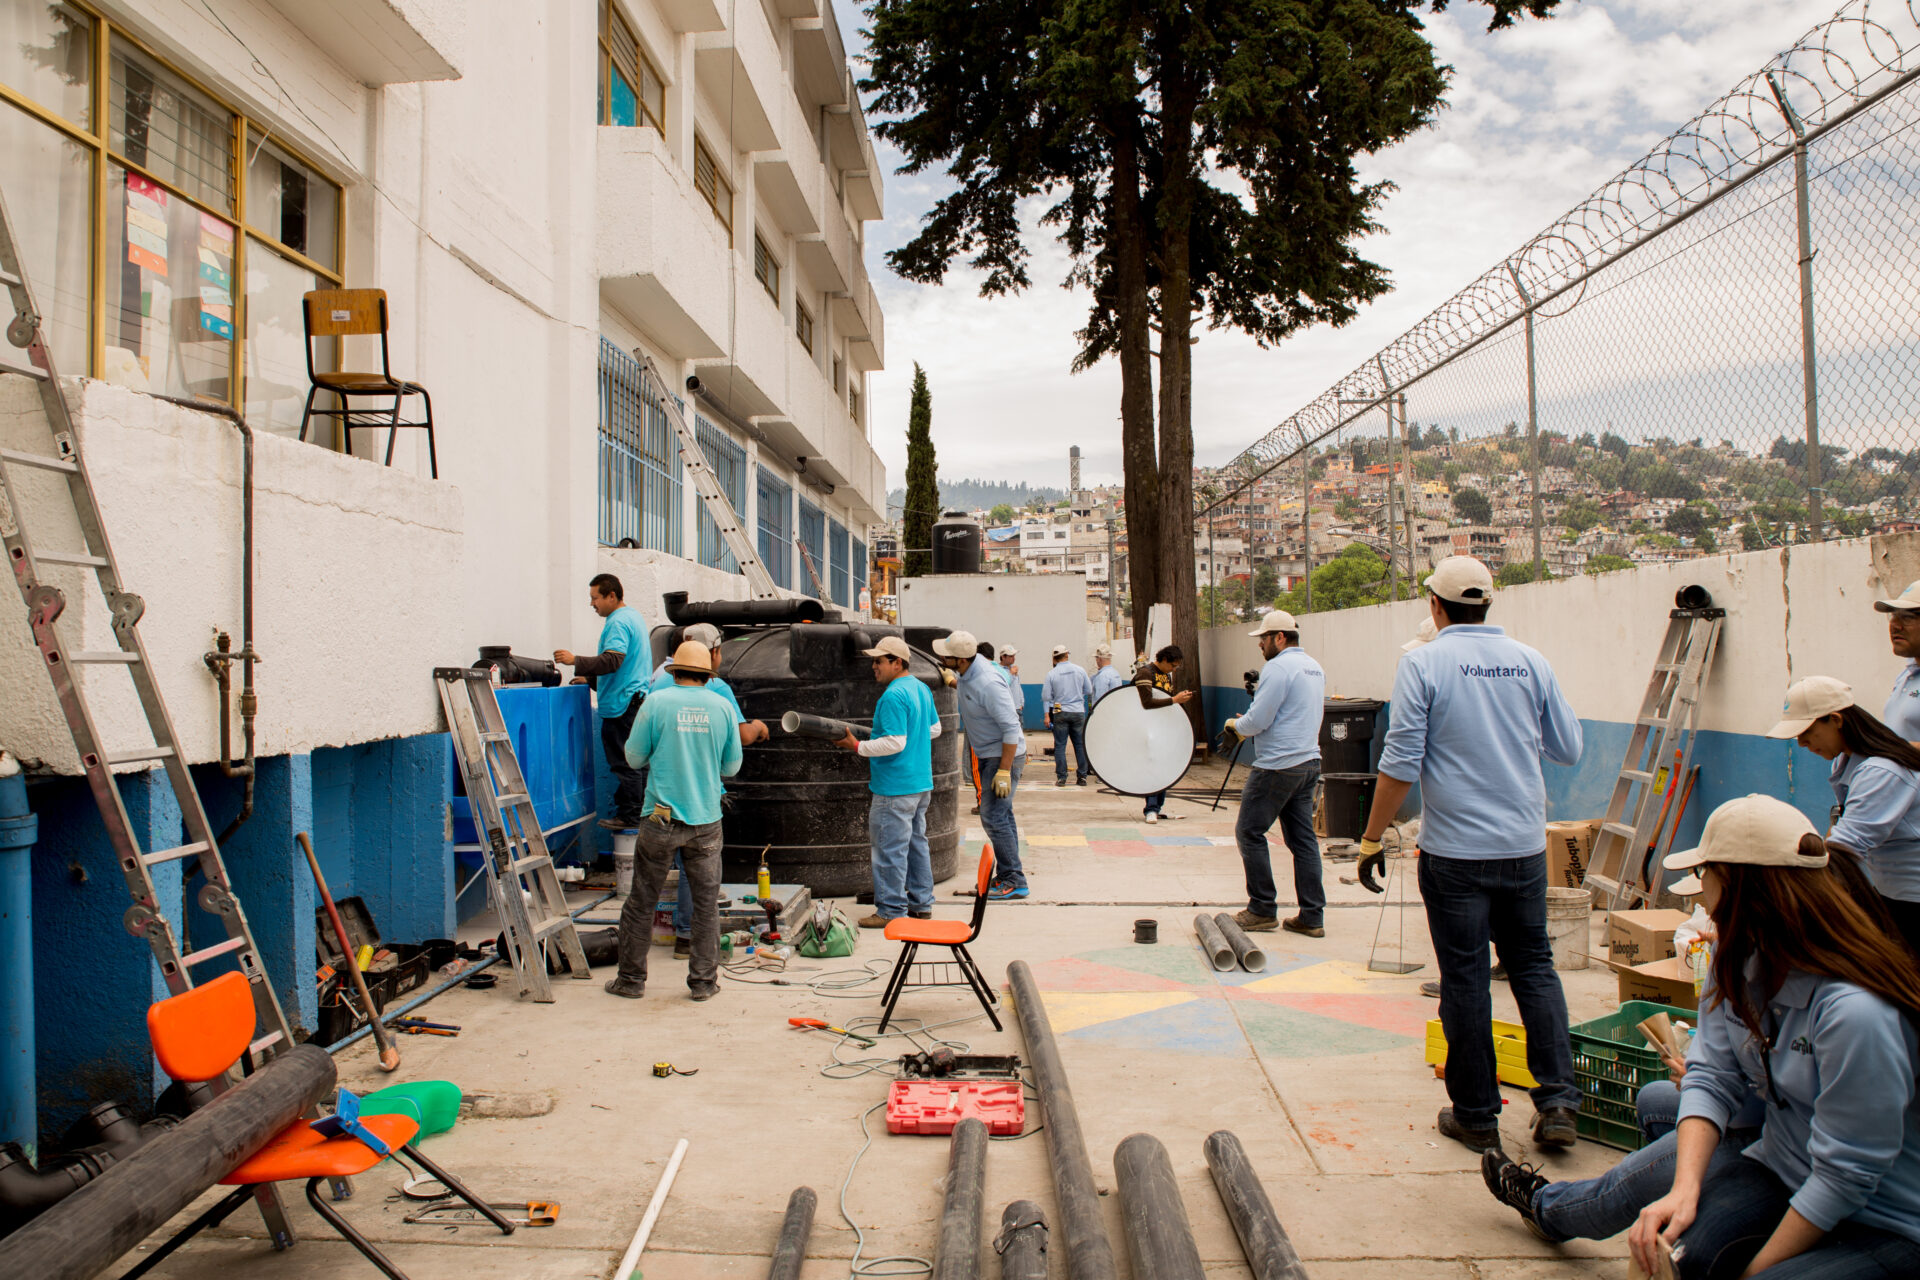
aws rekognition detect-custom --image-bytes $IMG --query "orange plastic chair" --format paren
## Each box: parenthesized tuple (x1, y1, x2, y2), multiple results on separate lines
(124, 972, 510, 1280)
(876, 845, 1003, 1032)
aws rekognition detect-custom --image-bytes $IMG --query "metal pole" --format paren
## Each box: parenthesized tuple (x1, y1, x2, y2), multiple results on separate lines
(1105, 516, 1117, 635)
(1399, 394, 1418, 581)
(1504, 261, 1544, 579)
(1208, 510, 1217, 627)
(1769, 72, 1823, 542)
(1113, 1134, 1207, 1280)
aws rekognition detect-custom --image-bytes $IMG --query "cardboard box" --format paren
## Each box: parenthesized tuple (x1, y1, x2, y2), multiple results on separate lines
(1607, 907, 1690, 966)
(1610, 955, 1699, 1011)
(1546, 820, 1599, 894)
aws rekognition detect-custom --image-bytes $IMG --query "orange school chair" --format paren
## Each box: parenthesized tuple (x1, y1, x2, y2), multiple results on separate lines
(124, 971, 511, 1280)
(876, 845, 1003, 1032)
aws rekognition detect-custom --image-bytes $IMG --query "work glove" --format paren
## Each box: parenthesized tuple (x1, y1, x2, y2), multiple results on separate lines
(1357, 837, 1386, 894)
(992, 769, 1013, 798)
(940, 669, 957, 688)
(1216, 720, 1242, 754)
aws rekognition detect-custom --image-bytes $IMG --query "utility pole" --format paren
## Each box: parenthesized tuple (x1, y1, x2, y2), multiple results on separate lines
(1398, 393, 1417, 583)
(1768, 71, 1823, 542)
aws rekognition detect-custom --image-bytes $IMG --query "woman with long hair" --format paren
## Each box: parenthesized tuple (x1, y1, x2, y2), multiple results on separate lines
(1768, 676, 1920, 954)
(1628, 794, 1920, 1278)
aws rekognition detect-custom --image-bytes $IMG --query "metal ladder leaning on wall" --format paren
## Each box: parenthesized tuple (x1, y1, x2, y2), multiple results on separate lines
(1583, 597, 1726, 910)
(0, 182, 308, 1243)
(434, 668, 590, 1001)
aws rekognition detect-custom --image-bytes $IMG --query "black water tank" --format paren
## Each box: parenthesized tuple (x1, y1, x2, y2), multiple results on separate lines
(931, 509, 982, 574)
(650, 618, 961, 895)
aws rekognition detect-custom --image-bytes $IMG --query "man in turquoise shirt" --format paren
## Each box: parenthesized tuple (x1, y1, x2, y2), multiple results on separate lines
(606, 642, 742, 1002)
(837, 636, 942, 926)
(554, 574, 650, 830)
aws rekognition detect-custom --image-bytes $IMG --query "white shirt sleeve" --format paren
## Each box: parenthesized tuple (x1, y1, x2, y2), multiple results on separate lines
(857, 735, 908, 757)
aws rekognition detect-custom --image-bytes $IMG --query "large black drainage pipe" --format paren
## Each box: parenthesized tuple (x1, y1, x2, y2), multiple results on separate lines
(1204, 1131, 1310, 1280)
(766, 1185, 816, 1280)
(662, 591, 825, 627)
(1113, 1133, 1205, 1280)
(996, 1202, 1048, 1280)
(0, 1044, 335, 1280)
(932, 1117, 986, 1280)
(1005, 960, 1117, 1280)
(0, 1103, 175, 1239)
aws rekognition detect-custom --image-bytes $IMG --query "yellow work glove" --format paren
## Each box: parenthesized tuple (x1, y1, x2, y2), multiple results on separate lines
(992, 769, 1013, 798)
(1357, 837, 1386, 894)
(940, 668, 957, 687)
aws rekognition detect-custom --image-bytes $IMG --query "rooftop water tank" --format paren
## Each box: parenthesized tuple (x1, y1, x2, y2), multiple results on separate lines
(931, 509, 981, 574)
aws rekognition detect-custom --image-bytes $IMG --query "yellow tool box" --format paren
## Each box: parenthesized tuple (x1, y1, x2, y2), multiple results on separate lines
(1424, 1017, 1538, 1089)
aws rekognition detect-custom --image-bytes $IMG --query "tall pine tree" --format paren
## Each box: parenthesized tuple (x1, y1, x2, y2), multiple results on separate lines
(902, 364, 938, 577)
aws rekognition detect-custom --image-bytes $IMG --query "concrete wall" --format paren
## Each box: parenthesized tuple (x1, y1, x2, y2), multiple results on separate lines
(897, 574, 1107, 727)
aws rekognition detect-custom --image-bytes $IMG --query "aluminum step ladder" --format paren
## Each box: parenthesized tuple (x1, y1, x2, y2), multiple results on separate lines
(434, 667, 590, 1000)
(0, 178, 311, 1245)
(1583, 602, 1725, 909)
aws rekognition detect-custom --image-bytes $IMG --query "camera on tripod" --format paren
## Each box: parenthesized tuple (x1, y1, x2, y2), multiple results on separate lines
(1242, 670, 1260, 696)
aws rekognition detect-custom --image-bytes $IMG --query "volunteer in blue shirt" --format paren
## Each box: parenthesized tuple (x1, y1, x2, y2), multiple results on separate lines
(1768, 674, 1920, 956)
(1630, 794, 1920, 1279)
(935, 630, 1030, 900)
(837, 636, 942, 926)
(554, 574, 650, 830)
(1042, 645, 1095, 788)
(1219, 610, 1327, 936)
(606, 641, 742, 1003)
(1089, 644, 1126, 705)
(1875, 580, 1920, 744)
(1359, 555, 1584, 1154)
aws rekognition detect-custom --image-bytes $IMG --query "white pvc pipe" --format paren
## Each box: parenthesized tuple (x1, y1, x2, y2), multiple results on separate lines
(616, 1138, 689, 1280)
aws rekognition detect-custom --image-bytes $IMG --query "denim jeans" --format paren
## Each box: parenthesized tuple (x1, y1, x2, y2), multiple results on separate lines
(616, 816, 722, 991)
(1419, 850, 1579, 1128)
(1671, 1153, 1920, 1278)
(1142, 790, 1166, 816)
(1050, 711, 1088, 782)
(1532, 1081, 1761, 1243)
(977, 755, 1026, 888)
(672, 852, 692, 938)
(869, 791, 934, 918)
(600, 698, 646, 825)
(1234, 763, 1324, 922)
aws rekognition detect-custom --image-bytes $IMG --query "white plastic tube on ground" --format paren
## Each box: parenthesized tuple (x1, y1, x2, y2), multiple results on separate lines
(618, 1137, 689, 1280)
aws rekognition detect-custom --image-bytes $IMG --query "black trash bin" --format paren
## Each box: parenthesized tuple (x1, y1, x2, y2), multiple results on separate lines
(1320, 698, 1383, 774)
(1319, 773, 1378, 841)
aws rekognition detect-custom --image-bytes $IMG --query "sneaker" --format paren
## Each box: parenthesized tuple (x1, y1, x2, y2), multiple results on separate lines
(1055, 778, 1068, 788)
(1232, 910, 1279, 932)
(598, 816, 636, 832)
(1481, 1148, 1553, 1241)
(987, 882, 1029, 901)
(1281, 916, 1325, 938)
(673, 937, 690, 960)
(1421, 980, 1441, 998)
(1144, 812, 1159, 824)
(688, 984, 718, 1002)
(603, 977, 646, 999)
(1437, 1107, 1503, 1154)
(857, 913, 893, 929)
(1076, 777, 1088, 787)
(1533, 1106, 1578, 1151)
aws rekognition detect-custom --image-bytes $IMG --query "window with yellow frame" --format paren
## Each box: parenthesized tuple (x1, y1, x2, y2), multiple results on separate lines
(598, 0, 663, 132)
(0, 0, 347, 445)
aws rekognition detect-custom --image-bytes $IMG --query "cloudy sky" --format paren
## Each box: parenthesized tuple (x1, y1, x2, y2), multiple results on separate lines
(837, 0, 1848, 494)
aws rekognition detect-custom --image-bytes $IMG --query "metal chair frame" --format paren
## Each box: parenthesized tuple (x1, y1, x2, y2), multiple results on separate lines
(876, 845, 1003, 1032)
(297, 288, 437, 478)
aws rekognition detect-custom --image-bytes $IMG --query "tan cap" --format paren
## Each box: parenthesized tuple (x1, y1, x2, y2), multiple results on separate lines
(1094, 643, 1113, 658)
(1427, 555, 1495, 604)
(1664, 794, 1825, 890)
(1052, 644, 1070, 657)
(1876, 579, 1920, 613)
(1400, 617, 1439, 654)
(665, 640, 715, 677)
(1001, 646, 1018, 657)
(933, 630, 978, 660)
(1248, 609, 1298, 636)
(1764, 676, 1854, 739)
(862, 635, 912, 663)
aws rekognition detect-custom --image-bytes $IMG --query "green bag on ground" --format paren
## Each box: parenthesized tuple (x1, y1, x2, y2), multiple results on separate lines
(796, 904, 857, 958)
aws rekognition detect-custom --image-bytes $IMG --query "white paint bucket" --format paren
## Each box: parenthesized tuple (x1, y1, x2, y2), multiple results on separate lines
(612, 829, 639, 898)
(1545, 886, 1590, 970)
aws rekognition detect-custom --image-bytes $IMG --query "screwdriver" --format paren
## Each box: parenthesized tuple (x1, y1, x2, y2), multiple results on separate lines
(789, 1016, 876, 1047)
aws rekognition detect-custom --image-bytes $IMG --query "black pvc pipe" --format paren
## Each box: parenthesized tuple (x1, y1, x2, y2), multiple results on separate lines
(662, 591, 825, 627)
(1112, 1133, 1205, 1280)
(1212, 914, 1267, 972)
(932, 1118, 986, 1280)
(1005, 960, 1117, 1280)
(0, 1044, 336, 1280)
(0, 1104, 173, 1238)
(1203, 1131, 1310, 1280)
(996, 1201, 1048, 1280)
(766, 1186, 816, 1280)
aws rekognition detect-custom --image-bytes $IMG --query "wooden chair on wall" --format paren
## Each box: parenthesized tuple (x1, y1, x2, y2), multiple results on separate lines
(298, 288, 437, 478)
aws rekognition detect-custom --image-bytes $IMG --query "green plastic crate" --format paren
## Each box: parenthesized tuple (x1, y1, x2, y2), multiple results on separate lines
(1569, 1000, 1695, 1150)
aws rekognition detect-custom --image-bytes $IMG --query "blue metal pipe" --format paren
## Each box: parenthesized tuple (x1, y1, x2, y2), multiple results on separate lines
(0, 751, 41, 1160)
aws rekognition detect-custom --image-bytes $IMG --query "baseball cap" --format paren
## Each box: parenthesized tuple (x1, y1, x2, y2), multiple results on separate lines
(1427, 555, 1494, 604)
(933, 630, 978, 660)
(1051, 644, 1070, 657)
(862, 635, 912, 663)
(1876, 579, 1920, 613)
(683, 622, 722, 648)
(1248, 609, 1298, 636)
(1664, 793, 1825, 895)
(1094, 643, 1113, 658)
(1400, 617, 1439, 654)
(1764, 676, 1854, 739)
(664, 640, 714, 677)
(1002, 646, 1018, 657)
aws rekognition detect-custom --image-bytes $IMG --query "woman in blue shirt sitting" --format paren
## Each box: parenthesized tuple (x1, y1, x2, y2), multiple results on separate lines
(1629, 794, 1920, 1279)
(1768, 675, 1920, 957)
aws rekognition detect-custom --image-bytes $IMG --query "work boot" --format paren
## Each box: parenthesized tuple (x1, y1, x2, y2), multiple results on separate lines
(1076, 776, 1088, 786)
(1422, 981, 1442, 998)
(909, 910, 933, 920)
(688, 983, 718, 1002)
(1233, 909, 1279, 932)
(1481, 1148, 1554, 1241)
(1055, 777, 1068, 788)
(857, 913, 893, 929)
(673, 936, 691, 960)
(598, 816, 636, 832)
(603, 977, 646, 999)
(1281, 916, 1324, 938)
(1533, 1106, 1579, 1151)
(1492, 963, 1509, 981)
(1437, 1107, 1503, 1154)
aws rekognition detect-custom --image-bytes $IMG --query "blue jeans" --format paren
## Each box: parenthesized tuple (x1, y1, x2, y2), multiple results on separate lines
(1419, 851, 1580, 1128)
(1050, 711, 1088, 782)
(1532, 1082, 1760, 1243)
(672, 852, 693, 938)
(978, 755, 1026, 889)
(869, 791, 934, 918)
(1235, 763, 1324, 923)
(1143, 790, 1166, 816)
(1672, 1153, 1920, 1278)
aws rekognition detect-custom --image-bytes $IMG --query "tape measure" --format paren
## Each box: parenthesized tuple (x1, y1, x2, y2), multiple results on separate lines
(652, 1062, 697, 1078)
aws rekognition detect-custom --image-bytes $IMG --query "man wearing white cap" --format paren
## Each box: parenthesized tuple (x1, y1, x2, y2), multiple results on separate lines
(934, 631, 1030, 899)
(1873, 580, 1920, 743)
(1219, 610, 1327, 935)
(1089, 643, 1126, 704)
(1359, 555, 1585, 1154)
(1042, 645, 1095, 787)
(837, 636, 942, 926)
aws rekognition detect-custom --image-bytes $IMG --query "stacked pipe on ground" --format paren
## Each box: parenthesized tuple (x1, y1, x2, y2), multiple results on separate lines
(1213, 913, 1268, 972)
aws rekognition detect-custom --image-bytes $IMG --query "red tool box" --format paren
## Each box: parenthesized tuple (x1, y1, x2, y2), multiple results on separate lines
(885, 1080, 1025, 1136)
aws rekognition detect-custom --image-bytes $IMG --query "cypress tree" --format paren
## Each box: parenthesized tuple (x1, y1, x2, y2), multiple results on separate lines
(902, 364, 938, 577)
